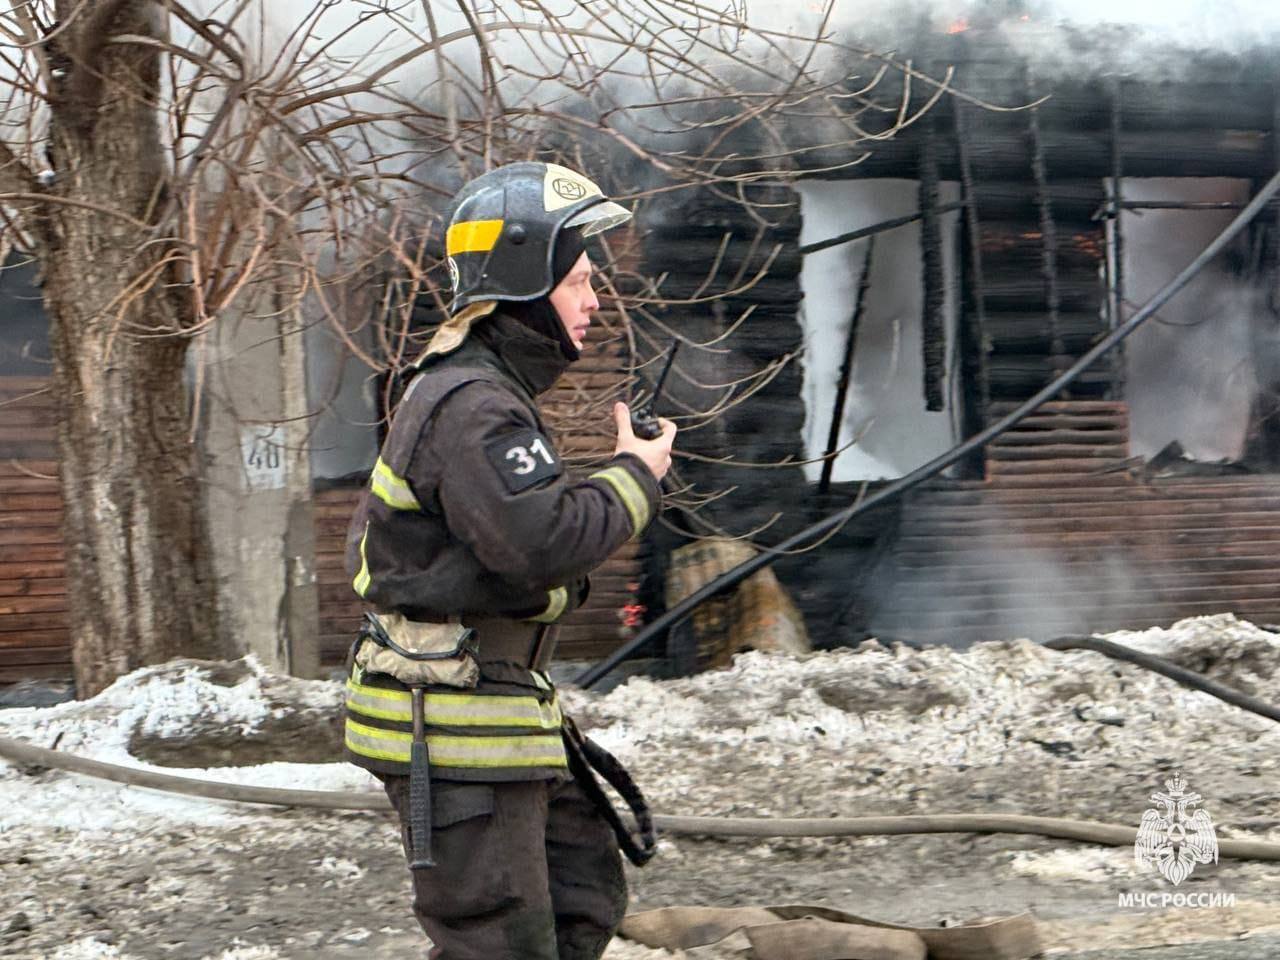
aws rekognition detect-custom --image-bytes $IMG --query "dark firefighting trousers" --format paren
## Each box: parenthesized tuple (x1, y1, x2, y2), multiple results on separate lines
(382, 773, 627, 960)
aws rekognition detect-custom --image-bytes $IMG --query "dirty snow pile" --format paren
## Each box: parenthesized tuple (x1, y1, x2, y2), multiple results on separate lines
(0, 656, 380, 833)
(2, 614, 1277, 835)
(562, 613, 1280, 829)
(1, 615, 1278, 959)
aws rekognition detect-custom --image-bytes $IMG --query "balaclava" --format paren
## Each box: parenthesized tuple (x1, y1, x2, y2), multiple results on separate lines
(503, 227, 587, 361)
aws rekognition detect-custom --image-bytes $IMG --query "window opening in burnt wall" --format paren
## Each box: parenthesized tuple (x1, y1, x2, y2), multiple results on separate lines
(1110, 177, 1280, 469)
(794, 179, 963, 483)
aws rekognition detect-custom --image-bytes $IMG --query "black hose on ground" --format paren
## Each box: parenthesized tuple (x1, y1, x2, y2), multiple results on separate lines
(577, 168, 1280, 690)
(1042, 634, 1280, 723)
(2, 734, 1279, 860)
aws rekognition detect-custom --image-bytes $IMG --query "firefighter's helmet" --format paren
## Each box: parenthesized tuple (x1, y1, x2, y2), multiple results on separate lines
(444, 161, 631, 311)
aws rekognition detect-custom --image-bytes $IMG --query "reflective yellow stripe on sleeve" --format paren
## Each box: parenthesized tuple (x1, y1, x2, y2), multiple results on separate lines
(370, 457, 421, 511)
(588, 465, 650, 539)
(352, 523, 372, 597)
(528, 586, 568, 624)
(345, 718, 567, 768)
(346, 681, 563, 728)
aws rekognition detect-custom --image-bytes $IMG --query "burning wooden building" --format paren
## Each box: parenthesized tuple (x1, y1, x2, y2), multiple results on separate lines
(641, 22, 1280, 649)
(3, 16, 1280, 685)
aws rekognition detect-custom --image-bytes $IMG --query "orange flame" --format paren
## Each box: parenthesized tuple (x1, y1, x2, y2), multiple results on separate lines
(947, 18, 970, 34)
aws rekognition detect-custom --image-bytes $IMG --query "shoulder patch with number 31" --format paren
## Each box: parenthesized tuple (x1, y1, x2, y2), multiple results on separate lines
(485, 429, 563, 493)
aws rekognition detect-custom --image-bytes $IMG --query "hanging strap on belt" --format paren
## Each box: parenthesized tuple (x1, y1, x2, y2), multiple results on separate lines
(562, 715, 656, 867)
(408, 686, 435, 870)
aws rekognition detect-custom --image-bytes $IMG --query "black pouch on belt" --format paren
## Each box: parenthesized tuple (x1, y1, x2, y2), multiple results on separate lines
(562, 715, 657, 866)
(408, 685, 434, 870)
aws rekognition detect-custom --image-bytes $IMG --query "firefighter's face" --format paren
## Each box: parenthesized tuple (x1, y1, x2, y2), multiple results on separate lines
(549, 252, 598, 351)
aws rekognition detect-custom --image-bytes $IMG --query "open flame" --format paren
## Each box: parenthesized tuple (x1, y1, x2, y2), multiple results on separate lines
(947, 18, 970, 34)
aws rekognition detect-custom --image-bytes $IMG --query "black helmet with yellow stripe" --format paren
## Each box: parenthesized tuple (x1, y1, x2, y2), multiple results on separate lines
(445, 161, 631, 311)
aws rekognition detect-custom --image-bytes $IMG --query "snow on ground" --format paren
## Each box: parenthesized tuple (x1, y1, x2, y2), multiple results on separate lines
(1, 614, 1278, 959)
(559, 613, 1280, 828)
(0, 656, 380, 833)
(5, 614, 1277, 832)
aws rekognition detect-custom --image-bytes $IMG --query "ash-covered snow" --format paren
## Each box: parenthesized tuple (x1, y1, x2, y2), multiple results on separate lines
(1, 615, 1277, 958)
(560, 613, 1280, 827)
(0, 656, 379, 833)
(1009, 846, 1140, 883)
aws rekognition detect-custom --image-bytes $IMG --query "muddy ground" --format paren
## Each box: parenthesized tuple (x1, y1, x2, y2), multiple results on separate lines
(2, 793, 1277, 959)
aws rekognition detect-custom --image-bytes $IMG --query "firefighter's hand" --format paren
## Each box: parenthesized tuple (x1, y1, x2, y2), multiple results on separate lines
(613, 402, 676, 481)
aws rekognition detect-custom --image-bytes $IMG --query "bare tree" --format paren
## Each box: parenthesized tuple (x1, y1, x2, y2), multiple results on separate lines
(0, 0, 963, 694)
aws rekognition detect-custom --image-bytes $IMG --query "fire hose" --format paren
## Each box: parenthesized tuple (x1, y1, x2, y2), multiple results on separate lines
(0, 732, 1278, 860)
(576, 166, 1280, 690)
(3, 623, 1280, 862)
(1043, 634, 1280, 723)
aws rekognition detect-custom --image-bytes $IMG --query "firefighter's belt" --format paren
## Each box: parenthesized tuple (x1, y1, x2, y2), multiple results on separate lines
(344, 666, 568, 780)
(563, 715, 656, 867)
(355, 612, 479, 688)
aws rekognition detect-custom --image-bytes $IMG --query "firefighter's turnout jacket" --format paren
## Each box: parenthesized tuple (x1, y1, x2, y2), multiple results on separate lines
(343, 312, 660, 782)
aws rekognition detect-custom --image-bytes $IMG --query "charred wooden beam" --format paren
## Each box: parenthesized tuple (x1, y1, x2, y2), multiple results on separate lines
(1025, 69, 1066, 395)
(1113, 200, 1244, 211)
(1108, 77, 1127, 400)
(1275, 78, 1280, 292)
(954, 95, 991, 438)
(972, 181, 1105, 223)
(934, 77, 1276, 133)
(796, 202, 964, 256)
(819, 240, 874, 494)
(987, 355, 1113, 395)
(924, 37, 1279, 123)
(978, 222, 1104, 270)
(918, 113, 947, 413)
(984, 312, 1107, 354)
(799, 129, 1274, 182)
(981, 272, 1100, 312)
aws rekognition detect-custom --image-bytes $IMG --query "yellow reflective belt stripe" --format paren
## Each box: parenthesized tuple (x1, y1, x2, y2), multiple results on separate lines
(345, 719, 567, 768)
(589, 465, 650, 539)
(528, 586, 568, 624)
(346, 681, 563, 728)
(345, 682, 410, 721)
(370, 457, 421, 511)
(446, 219, 504, 255)
(352, 523, 372, 597)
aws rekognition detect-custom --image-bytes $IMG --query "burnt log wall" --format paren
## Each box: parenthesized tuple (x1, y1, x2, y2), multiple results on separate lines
(637, 187, 898, 646)
(635, 35, 1280, 652)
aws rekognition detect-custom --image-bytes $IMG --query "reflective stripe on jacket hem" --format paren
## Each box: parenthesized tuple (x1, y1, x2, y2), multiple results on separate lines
(345, 718, 568, 769)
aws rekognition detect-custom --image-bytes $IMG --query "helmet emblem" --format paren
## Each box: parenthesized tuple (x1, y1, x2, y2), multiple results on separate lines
(551, 177, 588, 201)
(447, 256, 460, 292)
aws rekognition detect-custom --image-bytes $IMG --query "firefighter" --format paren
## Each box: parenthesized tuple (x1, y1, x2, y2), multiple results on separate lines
(342, 161, 675, 960)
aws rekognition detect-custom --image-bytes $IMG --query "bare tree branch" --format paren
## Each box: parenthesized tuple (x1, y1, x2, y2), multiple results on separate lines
(0, 139, 39, 195)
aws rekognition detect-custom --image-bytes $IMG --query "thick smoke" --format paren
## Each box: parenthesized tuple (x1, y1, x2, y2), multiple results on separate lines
(795, 180, 963, 482)
(1120, 178, 1263, 463)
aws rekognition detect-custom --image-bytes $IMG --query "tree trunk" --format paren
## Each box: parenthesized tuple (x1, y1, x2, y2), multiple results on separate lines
(38, 1, 225, 696)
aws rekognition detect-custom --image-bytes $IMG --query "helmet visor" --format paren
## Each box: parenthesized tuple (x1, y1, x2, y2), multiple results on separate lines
(563, 200, 632, 237)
